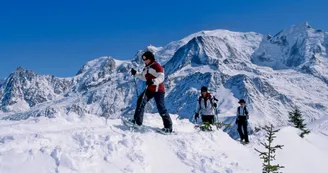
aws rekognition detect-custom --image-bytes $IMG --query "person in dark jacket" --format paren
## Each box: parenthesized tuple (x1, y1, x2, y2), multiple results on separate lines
(236, 99, 249, 143)
(194, 86, 218, 124)
(130, 51, 173, 133)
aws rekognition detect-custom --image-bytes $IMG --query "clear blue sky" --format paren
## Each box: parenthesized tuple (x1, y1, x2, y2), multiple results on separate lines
(0, 0, 327, 78)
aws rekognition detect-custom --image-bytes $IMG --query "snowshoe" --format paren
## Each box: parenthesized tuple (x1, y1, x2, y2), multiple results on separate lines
(155, 128, 176, 135)
(121, 118, 145, 131)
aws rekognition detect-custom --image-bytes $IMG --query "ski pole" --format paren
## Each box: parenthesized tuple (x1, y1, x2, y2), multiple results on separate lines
(194, 115, 198, 124)
(133, 76, 139, 96)
(214, 114, 218, 123)
(132, 85, 148, 129)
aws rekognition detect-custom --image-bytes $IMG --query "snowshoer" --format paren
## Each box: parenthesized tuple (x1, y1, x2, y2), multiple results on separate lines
(194, 86, 218, 125)
(129, 51, 173, 133)
(235, 99, 249, 143)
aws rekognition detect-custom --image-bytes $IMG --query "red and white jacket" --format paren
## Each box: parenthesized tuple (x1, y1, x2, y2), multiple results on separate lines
(135, 61, 166, 92)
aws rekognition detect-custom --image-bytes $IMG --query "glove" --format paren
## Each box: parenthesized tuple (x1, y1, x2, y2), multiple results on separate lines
(235, 118, 239, 124)
(195, 113, 199, 119)
(246, 115, 249, 120)
(146, 79, 154, 85)
(213, 103, 217, 108)
(131, 68, 136, 75)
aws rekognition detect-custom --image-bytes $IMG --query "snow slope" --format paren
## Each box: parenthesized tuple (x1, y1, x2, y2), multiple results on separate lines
(0, 113, 327, 173)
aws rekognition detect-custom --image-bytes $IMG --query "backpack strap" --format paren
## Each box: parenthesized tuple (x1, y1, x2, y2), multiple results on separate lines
(199, 95, 215, 108)
(209, 96, 213, 107)
(237, 106, 249, 116)
(244, 106, 249, 115)
(198, 96, 202, 107)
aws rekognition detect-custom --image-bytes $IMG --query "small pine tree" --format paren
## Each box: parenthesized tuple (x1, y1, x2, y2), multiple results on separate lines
(288, 108, 311, 138)
(255, 125, 284, 173)
(200, 122, 213, 131)
(255, 127, 262, 133)
(199, 121, 231, 131)
(214, 121, 231, 129)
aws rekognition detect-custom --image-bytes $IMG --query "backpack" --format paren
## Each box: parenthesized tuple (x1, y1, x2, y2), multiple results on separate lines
(198, 95, 217, 108)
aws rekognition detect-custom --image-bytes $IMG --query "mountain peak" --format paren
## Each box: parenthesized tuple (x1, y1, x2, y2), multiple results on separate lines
(289, 22, 313, 34)
(164, 31, 262, 75)
(9, 67, 37, 80)
(76, 56, 116, 75)
(0, 78, 4, 88)
(16, 66, 25, 72)
(273, 22, 313, 39)
(146, 45, 162, 52)
(295, 21, 312, 29)
(131, 45, 163, 65)
(252, 22, 328, 70)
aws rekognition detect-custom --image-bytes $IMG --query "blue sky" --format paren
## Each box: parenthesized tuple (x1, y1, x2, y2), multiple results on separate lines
(0, 0, 327, 78)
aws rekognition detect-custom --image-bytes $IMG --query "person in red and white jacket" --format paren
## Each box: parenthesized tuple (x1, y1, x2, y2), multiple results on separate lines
(130, 51, 173, 133)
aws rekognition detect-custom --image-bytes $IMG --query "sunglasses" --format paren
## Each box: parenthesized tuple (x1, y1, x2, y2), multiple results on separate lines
(142, 58, 149, 61)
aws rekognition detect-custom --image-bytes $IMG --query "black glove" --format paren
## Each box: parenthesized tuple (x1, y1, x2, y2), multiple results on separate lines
(131, 68, 136, 75)
(213, 103, 217, 108)
(146, 79, 154, 85)
(235, 118, 239, 124)
(195, 113, 199, 119)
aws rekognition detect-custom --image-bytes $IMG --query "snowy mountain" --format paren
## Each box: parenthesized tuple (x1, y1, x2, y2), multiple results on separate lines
(1, 22, 328, 135)
(0, 67, 74, 113)
(1, 22, 328, 173)
(252, 22, 328, 84)
(0, 78, 4, 88)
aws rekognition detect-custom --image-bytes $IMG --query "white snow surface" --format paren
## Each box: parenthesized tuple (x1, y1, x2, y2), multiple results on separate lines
(1, 113, 327, 173)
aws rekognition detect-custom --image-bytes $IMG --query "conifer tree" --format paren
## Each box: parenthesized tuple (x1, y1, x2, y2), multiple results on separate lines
(255, 125, 284, 173)
(288, 108, 310, 138)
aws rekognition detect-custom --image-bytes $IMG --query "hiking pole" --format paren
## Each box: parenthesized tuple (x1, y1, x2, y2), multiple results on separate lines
(193, 115, 201, 129)
(140, 85, 148, 103)
(132, 85, 148, 129)
(214, 107, 220, 123)
(123, 74, 139, 122)
(214, 114, 218, 123)
(124, 73, 140, 127)
(133, 76, 139, 97)
(194, 114, 198, 124)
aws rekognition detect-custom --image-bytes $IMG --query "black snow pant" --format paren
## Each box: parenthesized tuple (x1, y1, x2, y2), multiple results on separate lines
(134, 90, 173, 129)
(201, 115, 215, 124)
(237, 116, 249, 142)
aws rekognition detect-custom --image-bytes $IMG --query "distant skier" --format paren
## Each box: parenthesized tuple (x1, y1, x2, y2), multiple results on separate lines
(235, 99, 249, 143)
(194, 86, 218, 125)
(129, 51, 173, 133)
